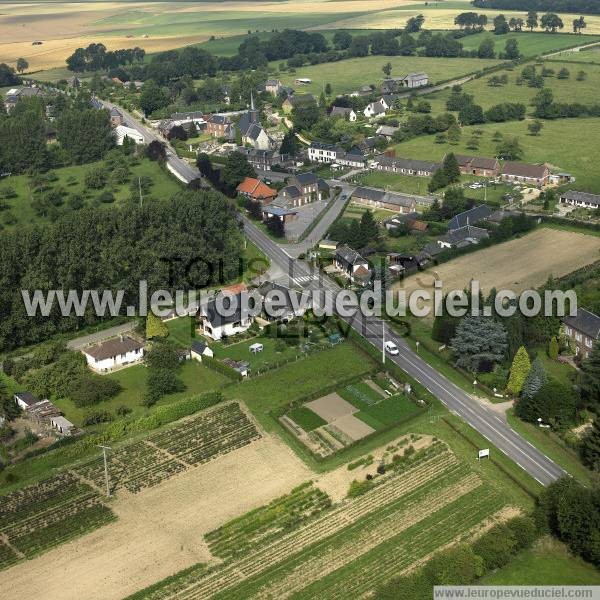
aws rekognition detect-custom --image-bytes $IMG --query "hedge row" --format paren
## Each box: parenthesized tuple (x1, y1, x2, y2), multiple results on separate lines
(202, 355, 243, 381)
(376, 515, 538, 599)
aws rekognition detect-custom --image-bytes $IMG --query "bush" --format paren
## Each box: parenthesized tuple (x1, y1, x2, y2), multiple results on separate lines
(82, 410, 114, 426)
(70, 374, 122, 408)
(472, 523, 518, 570)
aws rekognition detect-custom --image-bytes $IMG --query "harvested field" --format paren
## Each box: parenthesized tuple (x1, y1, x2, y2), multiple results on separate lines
(394, 228, 600, 315)
(331, 413, 376, 441)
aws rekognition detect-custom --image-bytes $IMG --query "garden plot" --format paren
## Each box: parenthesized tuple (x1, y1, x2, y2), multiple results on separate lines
(0, 472, 115, 569)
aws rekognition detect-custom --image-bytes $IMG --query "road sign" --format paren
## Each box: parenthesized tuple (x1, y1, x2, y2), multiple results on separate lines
(478, 449, 490, 460)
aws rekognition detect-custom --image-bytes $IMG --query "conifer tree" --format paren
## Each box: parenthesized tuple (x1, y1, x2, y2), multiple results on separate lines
(507, 346, 531, 395)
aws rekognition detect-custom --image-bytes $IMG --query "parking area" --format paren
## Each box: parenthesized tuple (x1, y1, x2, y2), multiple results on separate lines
(285, 199, 329, 240)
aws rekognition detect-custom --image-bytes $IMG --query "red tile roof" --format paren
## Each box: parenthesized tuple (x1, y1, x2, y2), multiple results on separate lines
(236, 177, 277, 200)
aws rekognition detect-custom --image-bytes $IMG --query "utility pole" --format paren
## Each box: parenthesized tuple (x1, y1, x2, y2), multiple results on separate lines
(382, 320, 386, 364)
(97, 445, 112, 497)
(138, 176, 143, 207)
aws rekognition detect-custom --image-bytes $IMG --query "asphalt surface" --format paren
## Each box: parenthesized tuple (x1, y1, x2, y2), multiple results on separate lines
(242, 215, 566, 487)
(115, 102, 566, 486)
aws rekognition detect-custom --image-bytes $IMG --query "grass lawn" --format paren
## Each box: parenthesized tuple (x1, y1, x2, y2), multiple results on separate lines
(359, 171, 432, 197)
(481, 537, 600, 585)
(356, 394, 423, 429)
(53, 360, 229, 426)
(288, 406, 327, 431)
(392, 117, 600, 193)
(277, 55, 501, 97)
(533, 347, 577, 388)
(166, 316, 195, 348)
(0, 158, 181, 230)
(506, 408, 593, 485)
(551, 44, 600, 64)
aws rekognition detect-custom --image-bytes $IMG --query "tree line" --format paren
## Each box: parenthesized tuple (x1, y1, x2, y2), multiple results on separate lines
(472, 0, 600, 17)
(66, 43, 145, 73)
(0, 191, 244, 351)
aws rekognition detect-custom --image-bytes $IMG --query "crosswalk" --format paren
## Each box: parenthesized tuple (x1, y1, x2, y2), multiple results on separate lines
(293, 274, 319, 284)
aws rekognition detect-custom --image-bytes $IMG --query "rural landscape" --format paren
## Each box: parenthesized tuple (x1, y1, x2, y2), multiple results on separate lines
(2, 0, 600, 598)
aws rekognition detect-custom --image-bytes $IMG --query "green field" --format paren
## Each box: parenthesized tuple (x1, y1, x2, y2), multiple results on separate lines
(288, 406, 327, 431)
(426, 60, 600, 114)
(53, 360, 229, 426)
(392, 117, 600, 193)
(481, 537, 600, 585)
(0, 158, 181, 230)
(277, 55, 501, 96)
(550, 45, 600, 64)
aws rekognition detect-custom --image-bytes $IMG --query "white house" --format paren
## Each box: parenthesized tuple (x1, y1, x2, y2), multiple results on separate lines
(82, 336, 145, 372)
(190, 339, 214, 361)
(51, 415, 74, 436)
(115, 125, 145, 145)
(364, 101, 386, 119)
(334, 245, 371, 285)
(559, 190, 600, 210)
(308, 142, 338, 164)
(196, 293, 253, 340)
(14, 392, 39, 410)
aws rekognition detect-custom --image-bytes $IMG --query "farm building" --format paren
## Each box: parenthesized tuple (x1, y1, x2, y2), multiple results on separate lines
(50, 416, 74, 436)
(501, 162, 550, 186)
(454, 155, 500, 177)
(447, 205, 493, 231)
(371, 155, 440, 177)
(351, 186, 416, 213)
(562, 308, 600, 359)
(559, 190, 600, 210)
(82, 336, 145, 372)
(14, 392, 40, 410)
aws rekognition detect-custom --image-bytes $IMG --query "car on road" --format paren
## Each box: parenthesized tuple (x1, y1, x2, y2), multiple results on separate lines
(384, 341, 399, 355)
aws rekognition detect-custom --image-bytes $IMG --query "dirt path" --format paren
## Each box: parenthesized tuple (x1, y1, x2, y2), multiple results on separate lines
(0, 434, 312, 600)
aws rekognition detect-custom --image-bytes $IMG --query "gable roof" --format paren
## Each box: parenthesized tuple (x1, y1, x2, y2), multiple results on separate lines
(447, 205, 493, 231)
(200, 293, 250, 327)
(563, 308, 600, 339)
(454, 155, 499, 170)
(83, 336, 144, 361)
(352, 186, 415, 209)
(335, 245, 368, 266)
(441, 225, 489, 246)
(502, 161, 548, 179)
(191, 340, 208, 354)
(366, 101, 386, 115)
(560, 190, 600, 206)
(236, 177, 276, 199)
(14, 392, 39, 407)
(293, 172, 318, 187)
(330, 106, 354, 117)
(375, 155, 440, 173)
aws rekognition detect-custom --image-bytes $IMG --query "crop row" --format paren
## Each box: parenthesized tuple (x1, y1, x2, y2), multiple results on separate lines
(205, 483, 332, 561)
(0, 541, 20, 570)
(0, 472, 91, 530)
(143, 443, 459, 599)
(300, 485, 507, 600)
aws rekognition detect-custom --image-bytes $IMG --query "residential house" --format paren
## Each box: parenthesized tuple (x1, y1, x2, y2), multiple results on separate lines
(371, 155, 440, 177)
(447, 204, 493, 231)
(334, 245, 371, 284)
(109, 107, 124, 127)
(364, 101, 386, 118)
(82, 336, 145, 372)
(4, 86, 43, 113)
(379, 95, 396, 110)
(265, 79, 282, 95)
(330, 106, 357, 122)
(190, 340, 214, 362)
(205, 114, 234, 138)
(14, 392, 40, 411)
(501, 162, 550, 186)
(454, 155, 500, 177)
(115, 125, 144, 145)
(559, 190, 600, 210)
(437, 225, 489, 250)
(282, 94, 315, 114)
(563, 308, 600, 359)
(279, 172, 321, 206)
(308, 142, 338, 164)
(170, 111, 205, 128)
(67, 76, 80, 89)
(236, 177, 277, 204)
(257, 281, 310, 322)
(375, 125, 399, 139)
(197, 293, 253, 340)
(384, 212, 428, 233)
(352, 186, 416, 213)
(238, 147, 291, 171)
(51, 416, 74, 436)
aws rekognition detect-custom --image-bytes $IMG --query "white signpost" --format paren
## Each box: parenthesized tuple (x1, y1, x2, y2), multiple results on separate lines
(478, 448, 490, 461)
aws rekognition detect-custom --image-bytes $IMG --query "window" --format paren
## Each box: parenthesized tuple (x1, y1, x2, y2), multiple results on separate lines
(565, 326, 572, 335)
(576, 332, 582, 342)
(586, 338, 593, 348)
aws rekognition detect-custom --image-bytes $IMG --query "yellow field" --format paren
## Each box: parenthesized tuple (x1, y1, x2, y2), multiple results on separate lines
(2, 0, 600, 72)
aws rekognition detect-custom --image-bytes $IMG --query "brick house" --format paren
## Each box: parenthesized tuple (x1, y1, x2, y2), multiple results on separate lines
(562, 308, 600, 359)
(501, 162, 550, 186)
(236, 177, 277, 204)
(454, 155, 500, 177)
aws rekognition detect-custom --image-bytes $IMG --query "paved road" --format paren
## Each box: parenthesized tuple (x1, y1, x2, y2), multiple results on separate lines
(242, 215, 566, 487)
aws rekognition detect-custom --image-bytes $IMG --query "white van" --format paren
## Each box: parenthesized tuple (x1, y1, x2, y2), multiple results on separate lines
(384, 341, 399, 355)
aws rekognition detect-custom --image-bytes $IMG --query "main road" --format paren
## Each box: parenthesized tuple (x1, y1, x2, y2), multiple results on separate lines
(242, 215, 566, 487)
(111, 100, 565, 486)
